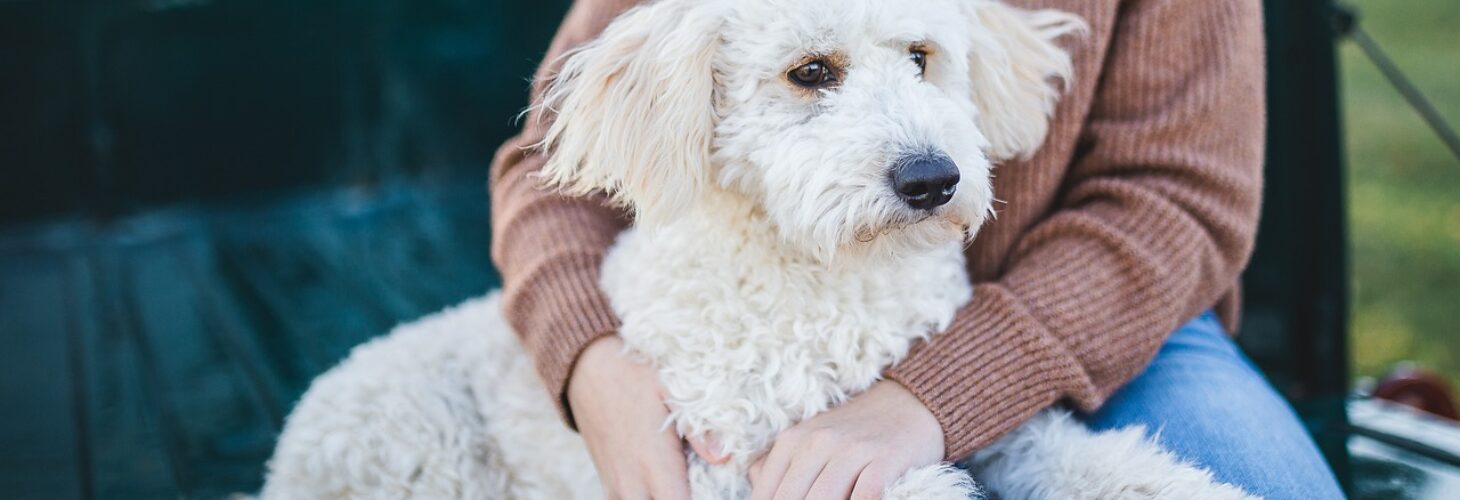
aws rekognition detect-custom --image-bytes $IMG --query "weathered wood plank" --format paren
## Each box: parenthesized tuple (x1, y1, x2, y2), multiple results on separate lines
(0, 252, 87, 500)
(0, 180, 500, 497)
(122, 235, 281, 498)
(72, 251, 184, 499)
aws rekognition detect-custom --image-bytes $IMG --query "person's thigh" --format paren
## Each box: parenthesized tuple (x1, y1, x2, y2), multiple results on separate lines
(1081, 311, 1344, 500)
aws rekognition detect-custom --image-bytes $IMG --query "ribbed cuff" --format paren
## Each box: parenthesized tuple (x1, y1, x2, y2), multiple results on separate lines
(885, 284, 1096, 459)
(504, 251, 621, 429)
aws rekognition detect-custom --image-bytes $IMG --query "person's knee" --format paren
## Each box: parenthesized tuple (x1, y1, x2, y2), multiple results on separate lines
(1079, 312, 1343, 499)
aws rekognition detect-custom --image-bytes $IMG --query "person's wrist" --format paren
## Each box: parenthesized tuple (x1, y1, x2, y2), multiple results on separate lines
(879, 379, 945, 458)
(567, 335, 624, 413)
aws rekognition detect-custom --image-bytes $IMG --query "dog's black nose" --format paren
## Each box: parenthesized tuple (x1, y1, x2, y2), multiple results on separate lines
(890, 153, 959, 210)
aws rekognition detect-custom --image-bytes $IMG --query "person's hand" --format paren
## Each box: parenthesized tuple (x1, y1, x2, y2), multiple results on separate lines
(748, 380, 944, 500)
(568, 336, 727, 499)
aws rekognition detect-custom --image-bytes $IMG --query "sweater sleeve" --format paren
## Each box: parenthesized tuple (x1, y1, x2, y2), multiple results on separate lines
(489, 0, 644, 425)
(885, 0, 1267, 459)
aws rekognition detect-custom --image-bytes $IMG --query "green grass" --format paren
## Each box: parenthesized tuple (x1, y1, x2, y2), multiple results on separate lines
(1338, 0, 1460, 391)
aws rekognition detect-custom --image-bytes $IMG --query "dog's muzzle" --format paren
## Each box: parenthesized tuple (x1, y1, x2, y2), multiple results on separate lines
(890, 153, 959, 210)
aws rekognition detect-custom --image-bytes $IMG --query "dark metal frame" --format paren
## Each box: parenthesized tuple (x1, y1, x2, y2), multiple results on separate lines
(1240, 0, 1352, 488)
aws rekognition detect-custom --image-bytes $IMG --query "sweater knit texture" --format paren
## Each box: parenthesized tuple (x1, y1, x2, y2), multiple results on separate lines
(488, 0, 1266, 459)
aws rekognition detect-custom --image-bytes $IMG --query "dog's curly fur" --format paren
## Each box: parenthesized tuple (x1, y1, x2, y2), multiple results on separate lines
(262, 0, 1260, 498)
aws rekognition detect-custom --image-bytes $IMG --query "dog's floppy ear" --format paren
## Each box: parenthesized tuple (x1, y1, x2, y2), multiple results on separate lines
(963, 1, 1084, 161)
(535, 0, 721, 222)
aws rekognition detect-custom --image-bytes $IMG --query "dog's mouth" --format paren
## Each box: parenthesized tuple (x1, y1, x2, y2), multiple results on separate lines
(852, 211, 973, 244)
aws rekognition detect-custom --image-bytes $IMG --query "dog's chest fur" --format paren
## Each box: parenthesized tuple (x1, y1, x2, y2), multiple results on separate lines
(599, 196, 972, 463)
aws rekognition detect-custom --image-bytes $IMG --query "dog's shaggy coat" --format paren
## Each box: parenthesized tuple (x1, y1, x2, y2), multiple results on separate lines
(263, 0, 1260, 498)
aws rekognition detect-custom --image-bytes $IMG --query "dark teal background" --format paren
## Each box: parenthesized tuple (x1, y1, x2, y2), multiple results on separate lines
(1, 0, 570, 497)
(1, 0, 571, 222)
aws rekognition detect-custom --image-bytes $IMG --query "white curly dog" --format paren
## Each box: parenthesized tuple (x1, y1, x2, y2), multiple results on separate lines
(262, 0, 1259, 498)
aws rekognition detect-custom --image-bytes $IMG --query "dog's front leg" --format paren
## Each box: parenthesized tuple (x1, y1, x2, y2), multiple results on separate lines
(966, 410, 1258, 500)
(881, 463, 986, 500)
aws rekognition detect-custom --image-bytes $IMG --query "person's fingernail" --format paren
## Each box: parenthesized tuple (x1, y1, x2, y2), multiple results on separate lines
(706, 435, 724, 457)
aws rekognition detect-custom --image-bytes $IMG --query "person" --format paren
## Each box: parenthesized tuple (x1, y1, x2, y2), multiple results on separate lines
(488, 0, 1345, 498)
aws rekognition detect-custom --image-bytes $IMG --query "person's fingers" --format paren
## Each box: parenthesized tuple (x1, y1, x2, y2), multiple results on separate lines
(804, 457, 869, 500)
(570, 339, 692, 500)
(748, 436, 796, 500)
(606, 485, 637, 500)
(848, 462, 895, 500)
(771, 452, 830, 500)
(588, 441, 618, 497)
(643, 428, 691, 500)
(602, 473, 648, 500)
(644, 463, 690, 500)
(600, 479, 618, 500)
(621, 484, 651, 500)
(688, 432, 729, 465)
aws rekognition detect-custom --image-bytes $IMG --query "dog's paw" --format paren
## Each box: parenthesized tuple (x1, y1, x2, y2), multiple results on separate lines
(882, 463, 986, 500)
(970, 410, 1260, 500)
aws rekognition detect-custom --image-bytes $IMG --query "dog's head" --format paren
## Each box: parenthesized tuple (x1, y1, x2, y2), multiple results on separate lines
(537, 0, 1082, 260)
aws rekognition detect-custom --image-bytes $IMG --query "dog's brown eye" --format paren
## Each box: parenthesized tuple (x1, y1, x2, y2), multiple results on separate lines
(789, 60, 833, 88)
(910, 49, 928, 76)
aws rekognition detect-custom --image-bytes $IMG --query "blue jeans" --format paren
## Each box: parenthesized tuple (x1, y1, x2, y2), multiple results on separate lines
(1080, 311, 1344, 499)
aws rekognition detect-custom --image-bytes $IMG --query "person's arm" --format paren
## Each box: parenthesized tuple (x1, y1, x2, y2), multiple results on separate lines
(885, 0, 1267, 460)
(495, 1, 716, 498)
(489, 0, 640, 423)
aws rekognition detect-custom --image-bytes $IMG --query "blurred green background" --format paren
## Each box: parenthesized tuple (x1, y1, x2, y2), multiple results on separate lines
(1340, 0, 1460, 390)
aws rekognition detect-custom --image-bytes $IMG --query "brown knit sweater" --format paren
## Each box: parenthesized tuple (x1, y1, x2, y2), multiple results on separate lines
(489, 0, 1266, 460)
